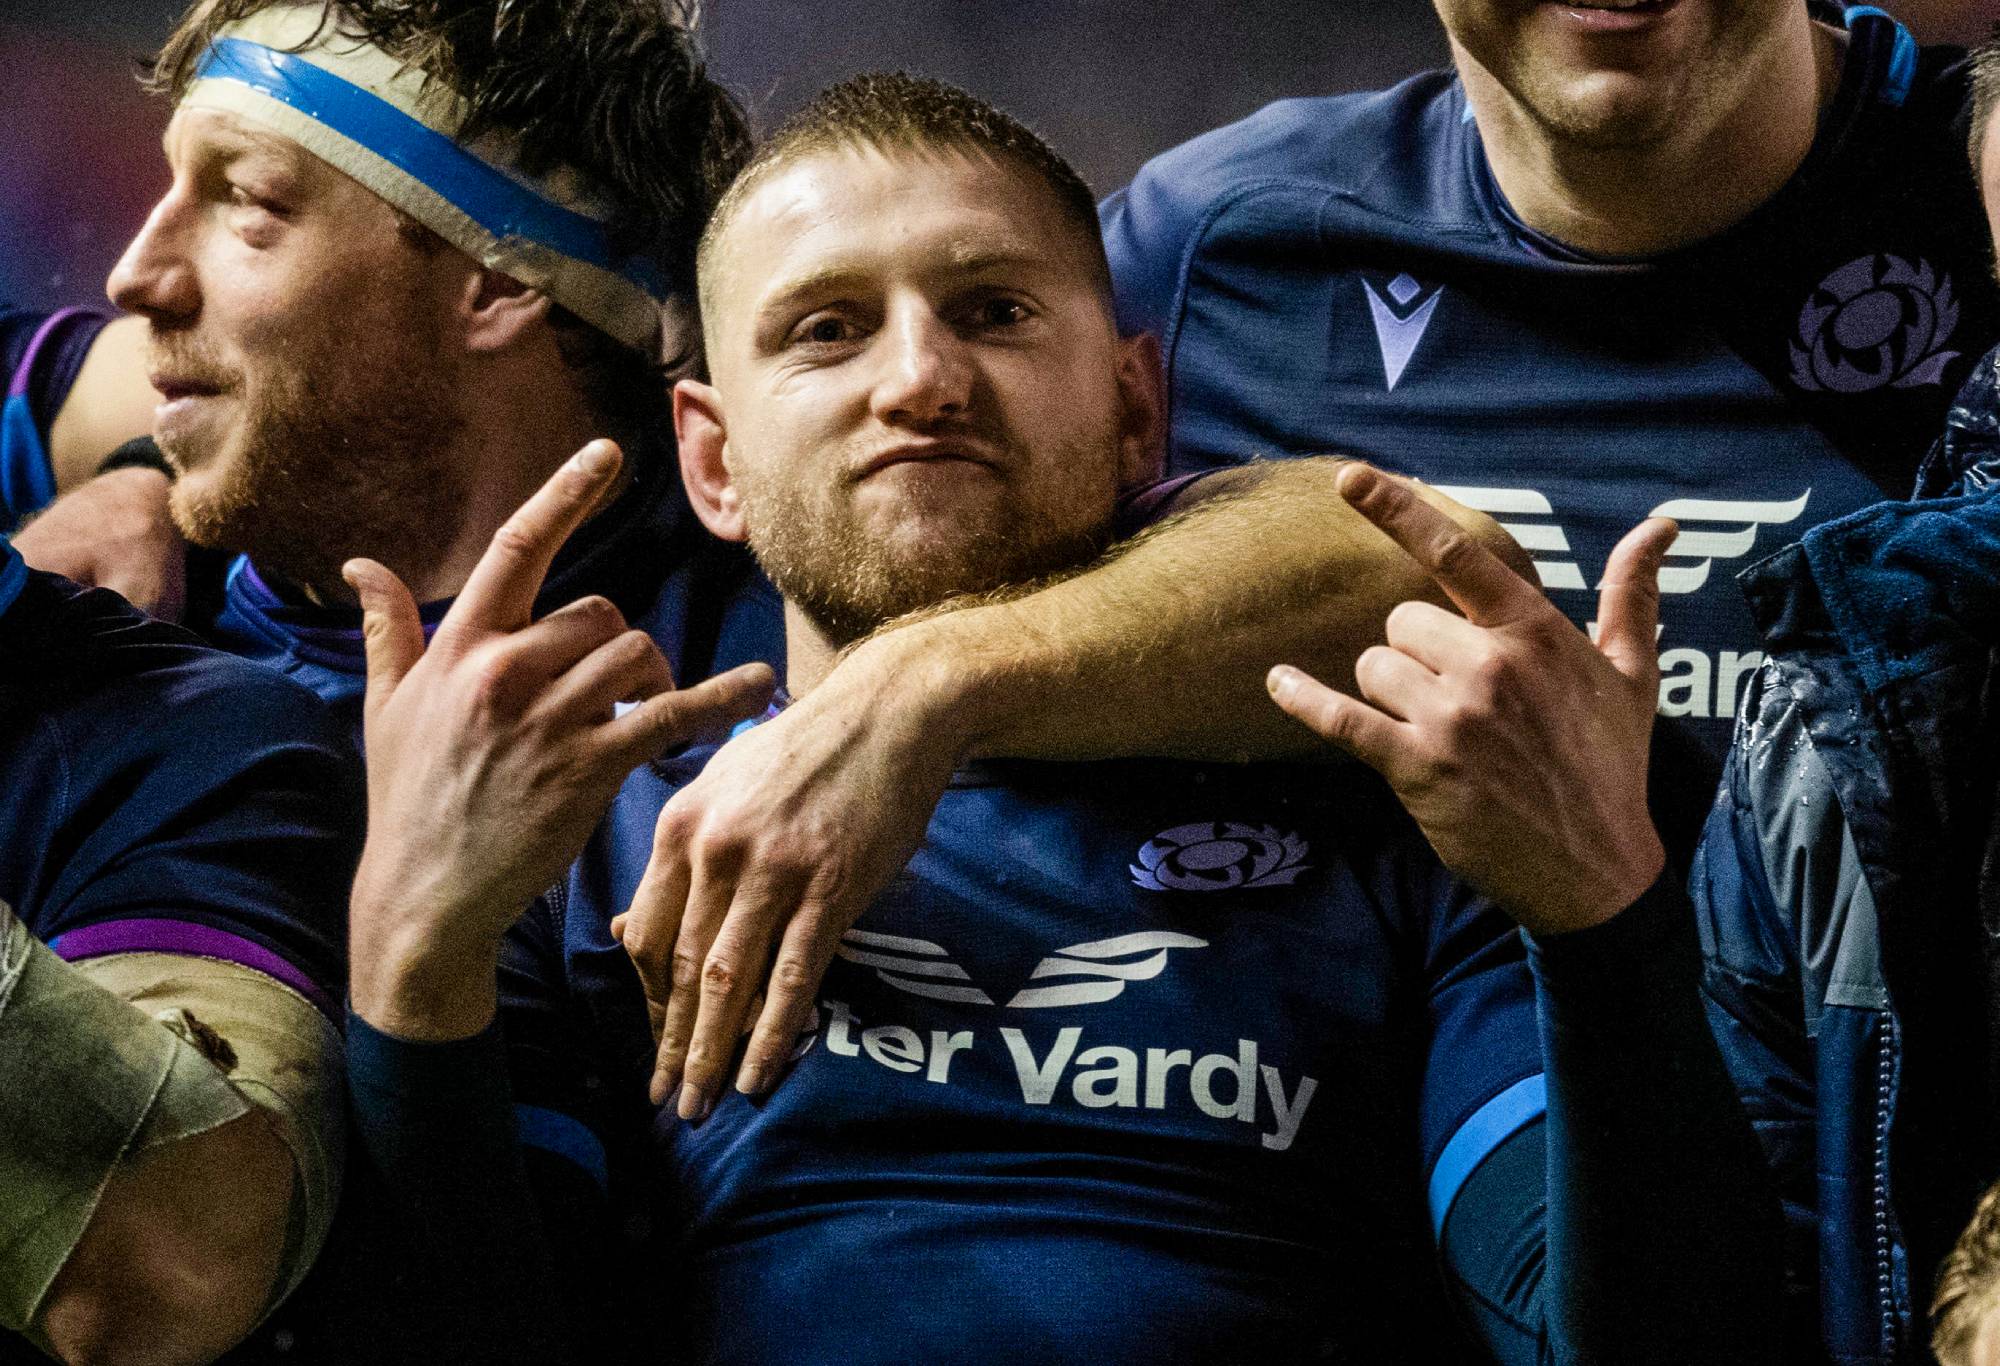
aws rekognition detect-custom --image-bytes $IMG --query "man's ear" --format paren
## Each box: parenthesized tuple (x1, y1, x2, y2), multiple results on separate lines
(457, 267, 553, 354)
(1112, 331, 1166, 487)
(674, 379, 747, 542)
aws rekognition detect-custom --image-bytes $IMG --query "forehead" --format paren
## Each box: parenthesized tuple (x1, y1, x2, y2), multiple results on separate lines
(164, 105, 313, 170)
(722, 145, 1087, 300)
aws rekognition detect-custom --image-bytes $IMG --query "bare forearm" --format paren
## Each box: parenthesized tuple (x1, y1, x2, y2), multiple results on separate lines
(39, 1112, 293, 1366)
(859, 457, 1529, 763)
(48, 317, 159, 495)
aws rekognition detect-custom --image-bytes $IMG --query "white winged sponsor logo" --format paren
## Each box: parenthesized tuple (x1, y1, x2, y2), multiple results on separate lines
(1430, 486, 1813, 594)
(836, 928, 1208, 1010)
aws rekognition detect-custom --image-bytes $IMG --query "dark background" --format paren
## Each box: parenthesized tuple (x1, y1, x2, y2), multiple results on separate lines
(0, 1, 1988, 312)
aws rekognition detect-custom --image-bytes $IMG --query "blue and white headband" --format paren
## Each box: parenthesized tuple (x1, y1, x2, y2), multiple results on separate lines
(183, 7, 674, 353)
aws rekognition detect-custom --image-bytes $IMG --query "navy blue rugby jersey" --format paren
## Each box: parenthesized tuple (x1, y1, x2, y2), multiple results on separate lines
(194, 428, 784, 742)
(0, 539, 360, 1018)
(510, 748, 1544, 1363)
(0, 306, 110, 527)
(1103, 9, 2000, 754)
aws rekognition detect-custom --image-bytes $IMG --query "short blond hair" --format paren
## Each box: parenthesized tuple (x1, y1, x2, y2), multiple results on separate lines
(695, 72, 1111, 353)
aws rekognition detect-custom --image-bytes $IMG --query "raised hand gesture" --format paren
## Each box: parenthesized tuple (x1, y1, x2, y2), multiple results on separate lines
(1268, 465, 1675, 938)
(346, 441, 774, 1040)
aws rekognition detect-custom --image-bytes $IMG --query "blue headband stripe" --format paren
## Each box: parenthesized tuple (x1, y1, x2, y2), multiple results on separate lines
(194, 38, 668, 298)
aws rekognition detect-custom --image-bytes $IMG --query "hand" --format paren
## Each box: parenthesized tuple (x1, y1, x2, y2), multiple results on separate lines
(1266, 464, 1674, 937)
(13, 468, 186, 619)
(346, 440, 775, 1040)
(613, 640, 963, 1119)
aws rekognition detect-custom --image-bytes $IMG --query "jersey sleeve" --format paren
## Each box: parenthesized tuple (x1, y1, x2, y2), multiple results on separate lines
(1412, 870, 1545, 1226)
(1398, 815, 1786, 1365)
(2, 577, 361, 1017)
(1, 307, 110, 525)
(31, 670, 360, 1016)
(345, 895, 633, 1365)
(1099, 147, 1214, 357)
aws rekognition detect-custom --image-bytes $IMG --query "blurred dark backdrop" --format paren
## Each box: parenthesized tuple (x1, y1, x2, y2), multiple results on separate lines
(1, 0, 1988, 312)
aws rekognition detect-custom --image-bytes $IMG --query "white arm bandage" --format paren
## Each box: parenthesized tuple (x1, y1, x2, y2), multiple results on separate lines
(0, 903, 343, 1339)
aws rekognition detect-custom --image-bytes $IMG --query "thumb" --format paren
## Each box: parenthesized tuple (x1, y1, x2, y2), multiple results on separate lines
(343, 558, 425, 714)
(1594, 518, 1677, 688)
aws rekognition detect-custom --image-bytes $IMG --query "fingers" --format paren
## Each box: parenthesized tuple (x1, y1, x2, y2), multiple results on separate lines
(1337, 464, 1537, 627)
(344, 557, 426, 714)
(1595, 517, 1678, 686)
(674, 874, 802, 1119)
(1267, 663, 1409, 780)
(650, 858, 735, 1108)
(447, 439, 623, 639)
(621, 822, 693, 1048)
(734, 910, 841, 1097)
(544, 628, 676, 724)
(1352, 644, 1441, 723)
(1381, 599, 1482, 676)
(605, 663, 777, 763)
(491, 596, 630, 688)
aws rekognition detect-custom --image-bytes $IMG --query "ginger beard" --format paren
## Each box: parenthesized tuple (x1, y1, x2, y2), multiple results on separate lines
(734, 416, 1122, 648)
(153, 278, 471, 593)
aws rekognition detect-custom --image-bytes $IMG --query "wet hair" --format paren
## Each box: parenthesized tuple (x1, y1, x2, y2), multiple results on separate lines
(1973, 27, 2000, 176)
(696, 71, 1111, 338)
(145, 0, 752, 427)
(1934, 1179, 2000, 1365)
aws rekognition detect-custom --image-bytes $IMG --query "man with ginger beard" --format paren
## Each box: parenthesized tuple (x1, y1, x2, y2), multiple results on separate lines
(339, 74, 1782, 1366)
(15, 0, 785, 736)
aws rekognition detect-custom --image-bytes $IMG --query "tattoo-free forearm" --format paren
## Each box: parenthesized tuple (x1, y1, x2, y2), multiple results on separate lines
(857, 457, 1529, 763)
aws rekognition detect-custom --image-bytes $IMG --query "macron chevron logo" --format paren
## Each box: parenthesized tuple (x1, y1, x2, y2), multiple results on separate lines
(1361, 273, 1443, 390)
(836, 929, 1208, 1010)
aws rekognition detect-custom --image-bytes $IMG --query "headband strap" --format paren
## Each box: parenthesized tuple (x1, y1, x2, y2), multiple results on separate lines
(183, 8, 671, 353)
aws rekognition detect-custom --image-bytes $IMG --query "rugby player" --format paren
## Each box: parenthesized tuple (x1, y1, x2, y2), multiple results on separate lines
(1104, 0, 2000, 755)
(0, 531, 361, 1365)
(22, 0, 1548, 1118)
(613, 0, 1999, 1110)
(16, 0, 783, 732)
(340, 74, 1781, 1366)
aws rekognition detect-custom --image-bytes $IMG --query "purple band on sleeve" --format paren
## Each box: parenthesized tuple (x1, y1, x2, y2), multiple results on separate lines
(49, 918, 341, 1023)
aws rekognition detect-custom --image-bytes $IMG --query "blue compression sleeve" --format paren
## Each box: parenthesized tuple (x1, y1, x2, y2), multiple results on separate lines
(346, 1014, 600, 1365)
(1441, 875, 1786, 1366)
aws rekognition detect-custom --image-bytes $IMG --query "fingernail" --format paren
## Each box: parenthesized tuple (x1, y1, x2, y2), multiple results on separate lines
(574, 441, 615, 477)
(1267, 666, 1296, 702)
(651, 1076, 674, 1107)
(678, 1084, 709, 1122)
(737, 1065, 767, 1096)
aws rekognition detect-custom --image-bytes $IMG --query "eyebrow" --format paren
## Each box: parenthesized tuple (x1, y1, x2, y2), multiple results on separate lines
(755, 245, 1050, 316)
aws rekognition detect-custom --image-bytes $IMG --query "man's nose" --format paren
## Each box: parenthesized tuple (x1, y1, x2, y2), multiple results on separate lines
(107, 188, 200, 323)
(869, 308, 973, 427)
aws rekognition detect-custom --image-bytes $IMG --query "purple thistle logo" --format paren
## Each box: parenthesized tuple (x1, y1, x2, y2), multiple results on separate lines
(1130, 822, 1312, 892)
(1789, 254, 1960, 395)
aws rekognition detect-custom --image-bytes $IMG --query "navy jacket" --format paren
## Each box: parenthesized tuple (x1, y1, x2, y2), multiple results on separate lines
(1695, 343, 2000, 1364)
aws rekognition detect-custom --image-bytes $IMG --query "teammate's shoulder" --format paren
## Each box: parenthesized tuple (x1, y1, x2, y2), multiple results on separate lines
(1124, 70, 1464, 214)
(7, 569, 344, 748)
